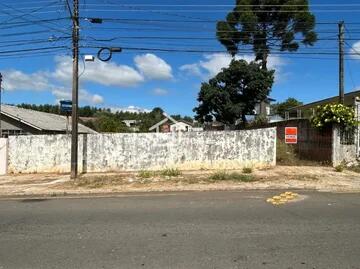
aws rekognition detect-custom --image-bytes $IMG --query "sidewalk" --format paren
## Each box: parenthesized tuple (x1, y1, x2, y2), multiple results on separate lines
(0, 166, 360, 198)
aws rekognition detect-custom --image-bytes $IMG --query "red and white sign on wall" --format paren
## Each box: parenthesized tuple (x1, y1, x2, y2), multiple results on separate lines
(285, 127, 298, 144)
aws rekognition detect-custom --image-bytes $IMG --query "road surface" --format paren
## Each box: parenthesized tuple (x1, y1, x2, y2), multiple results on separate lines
(0, 191, 359, 269)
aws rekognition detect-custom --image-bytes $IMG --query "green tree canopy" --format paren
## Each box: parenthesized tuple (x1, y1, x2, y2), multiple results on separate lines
(194, 59, 274, 126)
(217, 0, 317, 68)
(271, 97, 303, 117)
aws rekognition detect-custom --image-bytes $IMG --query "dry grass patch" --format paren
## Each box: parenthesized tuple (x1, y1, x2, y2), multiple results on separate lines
(73, 175, 131, 189)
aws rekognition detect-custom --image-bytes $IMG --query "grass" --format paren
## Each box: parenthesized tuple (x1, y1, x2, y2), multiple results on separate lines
(347, 165, 360, 173)
(334, 164, 345, 172)
(160, 168, 182, 177)
(276, 140, 299, 166)
(138, 170, 155, 179)
(242, 167, 253, 174)
(209, 171, 255, 182)
(74, 175, 126, 188)
(138, 168, 183, 178)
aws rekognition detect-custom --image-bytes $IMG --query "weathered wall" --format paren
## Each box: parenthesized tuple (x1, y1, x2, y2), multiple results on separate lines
(332, 127, 358, 166)
(7, 128, 276, 173)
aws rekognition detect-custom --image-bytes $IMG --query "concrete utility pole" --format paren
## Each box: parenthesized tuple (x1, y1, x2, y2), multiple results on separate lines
(71, 0, 79, 179)
(339, 21, 345, 104)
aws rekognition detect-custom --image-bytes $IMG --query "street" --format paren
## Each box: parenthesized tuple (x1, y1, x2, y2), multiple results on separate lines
(0, 191, 360, 269)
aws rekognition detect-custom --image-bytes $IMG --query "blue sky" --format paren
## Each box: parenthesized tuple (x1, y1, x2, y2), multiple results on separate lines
(1, 0, 360, 116)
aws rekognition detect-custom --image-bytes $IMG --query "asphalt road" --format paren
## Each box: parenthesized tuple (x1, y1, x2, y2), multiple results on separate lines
(0, 191, 360, 269)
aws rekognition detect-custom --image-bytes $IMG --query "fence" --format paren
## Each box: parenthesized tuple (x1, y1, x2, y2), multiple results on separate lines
(1, 128, 276, 174)
(265, 119, 358, 165)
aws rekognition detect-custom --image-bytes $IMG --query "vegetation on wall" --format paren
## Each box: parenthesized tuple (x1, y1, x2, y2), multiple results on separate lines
(311, 104, 358, 130)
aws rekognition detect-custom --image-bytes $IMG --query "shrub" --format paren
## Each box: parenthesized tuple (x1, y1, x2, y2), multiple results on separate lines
(242, 167, 253, 174)
(160, 168, 182, 177)
(311, 104, 358, 130)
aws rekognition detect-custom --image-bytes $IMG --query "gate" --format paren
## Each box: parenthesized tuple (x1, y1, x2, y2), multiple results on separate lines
(356, 100, 360, 158)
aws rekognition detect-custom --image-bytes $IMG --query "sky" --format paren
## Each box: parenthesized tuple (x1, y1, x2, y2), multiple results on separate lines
(1, 0, 360, 116)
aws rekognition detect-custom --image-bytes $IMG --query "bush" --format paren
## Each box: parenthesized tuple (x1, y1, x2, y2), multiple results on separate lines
(311, 104, 358, 130)
(242, 167, 253, 174)
(160, 168, 182, 177)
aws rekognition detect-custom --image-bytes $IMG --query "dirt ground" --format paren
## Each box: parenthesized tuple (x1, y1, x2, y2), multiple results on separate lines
(0, 166, 360, 198)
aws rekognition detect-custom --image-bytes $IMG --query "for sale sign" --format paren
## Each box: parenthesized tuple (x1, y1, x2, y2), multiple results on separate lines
(285, 127, 298, 144)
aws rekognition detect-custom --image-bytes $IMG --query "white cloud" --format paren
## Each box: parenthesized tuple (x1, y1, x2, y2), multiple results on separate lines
(350, 41, 360, 60)
(134, 53, 173, 80)
(110, 105, 151, 114)
(53, 55, 144, 87)
(2, 70, 49, 91)
(1, 54, 175, 106)
(180, 53, 286, 82)
(52, 88, 104, 105)
(179, 63, 202, 77)
(152, 88, 169, 96)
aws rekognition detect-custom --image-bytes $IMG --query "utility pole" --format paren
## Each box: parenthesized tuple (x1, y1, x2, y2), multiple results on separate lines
(339, 21, 345, 104)
(71, 0, 79, 179)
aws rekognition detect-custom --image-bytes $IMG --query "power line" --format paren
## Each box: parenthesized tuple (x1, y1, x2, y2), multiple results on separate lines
(82, 9, 360, 13)
(0, 46, 69, 55)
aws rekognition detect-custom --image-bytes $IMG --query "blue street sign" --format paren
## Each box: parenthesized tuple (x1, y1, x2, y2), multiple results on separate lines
(60, 100, 72, 113)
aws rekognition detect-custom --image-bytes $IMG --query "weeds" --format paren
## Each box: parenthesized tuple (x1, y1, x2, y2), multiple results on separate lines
(160, 168, 182, 177)
(209, 171, 228, 181)
(276, 140, 299, 165)
(209, 171, 255, 182)
(335, 163, 345, 172)
(242, 167, 253, 174)
(347, 165, 360, 173)
(138, 170, 155, 178)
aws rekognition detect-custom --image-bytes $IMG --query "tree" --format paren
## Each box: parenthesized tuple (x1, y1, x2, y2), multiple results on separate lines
(94, 113, 130, 133)
(271, 97, 303, 117)
(217, 0, 317, 69)
(194, 59, 274, 126)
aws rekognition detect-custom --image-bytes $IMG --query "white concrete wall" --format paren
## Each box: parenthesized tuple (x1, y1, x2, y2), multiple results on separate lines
(332, 127, 358, 166)
(7, 128, 276, 174)
(0, 138, 8, 175)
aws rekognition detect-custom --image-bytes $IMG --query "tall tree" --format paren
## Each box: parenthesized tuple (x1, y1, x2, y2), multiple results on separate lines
(194, 60, 274, 126)
(217, 0, 317, 69)
(271, 97, 303, 117)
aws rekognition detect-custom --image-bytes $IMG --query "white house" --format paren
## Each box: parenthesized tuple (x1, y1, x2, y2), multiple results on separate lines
(149, 113, 201, 133)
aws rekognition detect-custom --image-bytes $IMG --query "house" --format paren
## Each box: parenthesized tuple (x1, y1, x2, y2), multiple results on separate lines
(122, 119, 141, 132)
(0, 104, 96, 137)
(285, 90, 360, 119)
(149, 113, 198, 133)
(255, 97, 276, 116)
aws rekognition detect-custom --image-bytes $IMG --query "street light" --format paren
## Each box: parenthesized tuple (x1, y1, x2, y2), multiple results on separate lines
(97, 47, 122, 62)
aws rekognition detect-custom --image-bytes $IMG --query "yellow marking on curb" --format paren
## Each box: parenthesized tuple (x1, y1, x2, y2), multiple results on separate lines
(266, 192, 300, 206)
